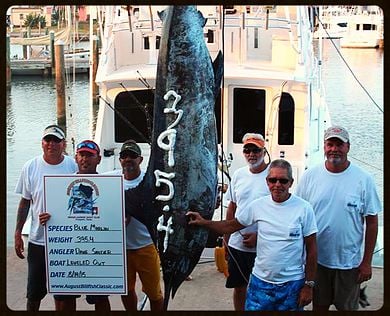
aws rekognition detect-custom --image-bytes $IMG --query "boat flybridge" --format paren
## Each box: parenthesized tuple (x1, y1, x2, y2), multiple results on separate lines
(92, 5, 330, 189)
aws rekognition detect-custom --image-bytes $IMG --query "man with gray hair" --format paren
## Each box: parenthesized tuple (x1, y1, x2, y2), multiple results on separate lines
(295, 125, 381, 311)
(14, 124, 77, 311)
(223, 132, 270, 310)
(187, 159, 318, 311)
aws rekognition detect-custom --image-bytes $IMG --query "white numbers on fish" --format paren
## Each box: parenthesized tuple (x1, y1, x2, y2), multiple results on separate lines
(157, 129, 177, 167)
(156, 90, 183, 167)
(154, 170, 175, 201)
(163, 90, 183, 130)
(157, 215, 174, 252)
(154, 90, 183, 253)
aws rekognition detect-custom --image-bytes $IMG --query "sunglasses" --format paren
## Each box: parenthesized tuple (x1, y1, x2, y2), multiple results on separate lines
(243, 147, 263, 154)
(120, 151, 139, 159)
(267, 177, 290, 184)
(77, 142, 99, 152)
(43, 136, 62, 143)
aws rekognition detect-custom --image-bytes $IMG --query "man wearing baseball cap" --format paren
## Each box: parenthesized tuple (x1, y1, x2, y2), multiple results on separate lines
(14, 124, 77, 311)
(104, 139, 164, 311)
(42, 124, 66, 140)
(296, 125, 381, 311)
(40, 139, 111, 311)
(223, 132, 270, 310)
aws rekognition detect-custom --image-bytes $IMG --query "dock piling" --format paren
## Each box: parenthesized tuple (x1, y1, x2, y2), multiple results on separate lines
(55, 40, 66, 130)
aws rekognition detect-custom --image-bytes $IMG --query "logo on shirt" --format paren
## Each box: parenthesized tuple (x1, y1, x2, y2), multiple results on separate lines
(289, 227, 301, 239)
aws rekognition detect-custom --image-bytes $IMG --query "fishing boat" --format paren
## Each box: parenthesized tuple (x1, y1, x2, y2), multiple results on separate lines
(340, 6, 383, 48)
(91, 5, 330, 307)
(92, 5, 330, 189)
(313, 5, 349, 39)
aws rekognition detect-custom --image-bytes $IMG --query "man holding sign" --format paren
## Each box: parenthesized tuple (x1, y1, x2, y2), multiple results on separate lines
(40, 140, 112, 311)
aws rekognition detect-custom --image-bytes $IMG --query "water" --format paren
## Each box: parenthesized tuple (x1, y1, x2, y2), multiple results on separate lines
(6, 40, 384, 265)
(6, 74, 92, 247)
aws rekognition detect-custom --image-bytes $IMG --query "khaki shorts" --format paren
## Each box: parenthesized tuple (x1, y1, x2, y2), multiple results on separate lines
(314, 264, 360, 310)
(126, 244, 163, 301)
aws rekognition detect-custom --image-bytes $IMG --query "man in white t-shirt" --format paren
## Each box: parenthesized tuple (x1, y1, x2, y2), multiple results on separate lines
(295, 125, 381, 311)
(14, 125, 77, 311)
(39, 140, 111, 311)
(105, 140, 164, 311)
(224, 133, 270, 310)
(187, 159, 317, 311)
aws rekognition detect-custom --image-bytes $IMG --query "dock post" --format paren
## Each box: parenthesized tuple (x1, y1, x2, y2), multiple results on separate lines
(50, 31, 55, 76)
(45, 28, 49, 51)
(27, 27, 31, 59)
(6, 35, 11, 87)
(22, 31, 28, 59)
(55, 40, 66, 130)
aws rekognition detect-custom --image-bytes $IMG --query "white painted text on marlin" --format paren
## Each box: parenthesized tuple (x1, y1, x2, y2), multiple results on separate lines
(155, 90, 184, 252)
(154, 170, 175, 201)
(157, 215, 174, 252)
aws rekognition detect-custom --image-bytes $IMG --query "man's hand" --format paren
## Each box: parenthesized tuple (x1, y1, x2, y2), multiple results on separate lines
(357, 261, 372, 283)
(14, 233, 25, 259)
(298, 285, 313, 307)
(241, 232, 257, 248)
(39, 212, 51, 226)
(186, 211, 205, 225)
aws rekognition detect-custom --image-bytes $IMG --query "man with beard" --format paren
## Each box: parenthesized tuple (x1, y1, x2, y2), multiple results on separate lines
(105, 140, 164, 311)
(187, 159, 318, 311)
(223, 133, 270, 310)
(39, 140, 111, 311)
(295, 126, 381, 311)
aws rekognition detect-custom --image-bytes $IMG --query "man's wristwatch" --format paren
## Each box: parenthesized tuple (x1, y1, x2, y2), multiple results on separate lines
(304, 280, 315, 288)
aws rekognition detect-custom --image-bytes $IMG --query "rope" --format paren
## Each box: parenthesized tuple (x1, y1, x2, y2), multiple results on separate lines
(349, 155, 382, 172)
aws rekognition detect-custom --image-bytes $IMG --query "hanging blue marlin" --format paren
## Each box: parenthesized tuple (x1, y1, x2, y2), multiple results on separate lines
(125, 5, 223, 309)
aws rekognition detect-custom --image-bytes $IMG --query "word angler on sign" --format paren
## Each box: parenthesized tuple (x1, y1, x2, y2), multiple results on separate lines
(155, 90, 183, 252)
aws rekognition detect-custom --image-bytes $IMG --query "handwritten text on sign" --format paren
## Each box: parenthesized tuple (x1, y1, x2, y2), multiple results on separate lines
(44, 175, 127, 295)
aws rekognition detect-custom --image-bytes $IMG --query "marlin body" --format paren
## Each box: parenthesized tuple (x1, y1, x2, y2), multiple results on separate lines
(125, 6, 223, 309)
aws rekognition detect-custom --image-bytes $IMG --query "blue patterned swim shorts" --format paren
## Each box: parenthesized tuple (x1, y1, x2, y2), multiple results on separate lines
(245, 274, 305, 311)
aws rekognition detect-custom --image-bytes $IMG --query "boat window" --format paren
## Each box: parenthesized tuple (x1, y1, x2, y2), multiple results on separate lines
(363, 24, 376, 31)
(205, 30, 214, 43)
(233, 88, 266, 143)
(114, 89, 154, 143)
(278, 92, 294, 145)
(254, 28, 259, 48)
(144, 36, 161, 50)
(225, 6, 237, 14)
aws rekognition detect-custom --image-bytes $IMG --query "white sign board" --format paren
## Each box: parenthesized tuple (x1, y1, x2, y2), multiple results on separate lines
(44, 175, 127, 295)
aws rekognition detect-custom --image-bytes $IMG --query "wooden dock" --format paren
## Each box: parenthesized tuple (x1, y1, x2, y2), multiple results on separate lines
(10, 58, 89, 76)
